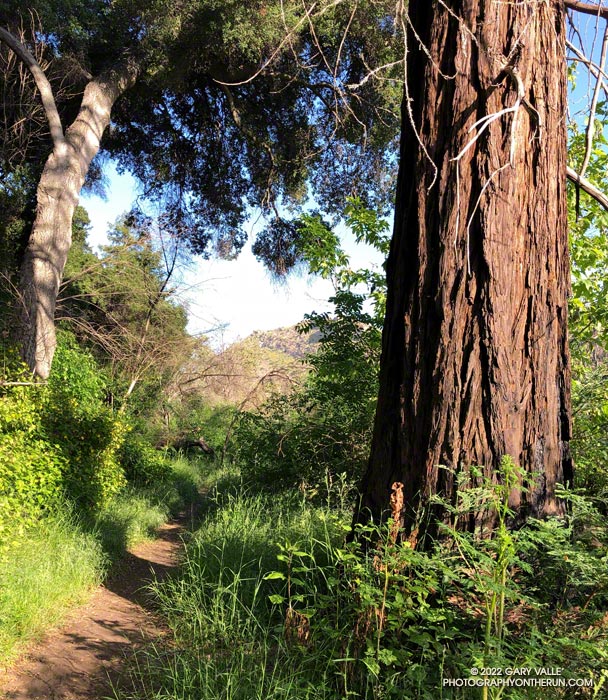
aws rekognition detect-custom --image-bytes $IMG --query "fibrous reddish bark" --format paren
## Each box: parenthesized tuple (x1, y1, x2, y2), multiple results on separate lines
(358, 0, 573, 536)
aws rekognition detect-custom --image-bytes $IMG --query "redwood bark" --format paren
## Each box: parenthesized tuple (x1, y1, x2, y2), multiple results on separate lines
(358, 0, 572, 536)
(19, 61, 138, 378)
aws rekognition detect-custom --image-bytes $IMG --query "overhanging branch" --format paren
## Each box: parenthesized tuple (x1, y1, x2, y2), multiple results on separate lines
(0, 26, 65, 148)
(567, 165, 608, 212)
(565, 1, 608, 20)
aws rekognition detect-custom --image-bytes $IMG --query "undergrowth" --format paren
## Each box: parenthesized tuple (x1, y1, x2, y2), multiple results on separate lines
(0, 508, 105, 663)
(92, 456, 204, 555)
(0, 454, 205, 665)
(113, 463, 608, 700)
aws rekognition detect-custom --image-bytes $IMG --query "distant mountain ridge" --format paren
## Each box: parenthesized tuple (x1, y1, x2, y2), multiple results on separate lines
(245, 325, 321, 359)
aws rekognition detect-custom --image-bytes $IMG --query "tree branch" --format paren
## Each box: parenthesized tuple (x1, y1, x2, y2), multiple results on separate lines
(567, 165, 608, 211)
(567, 39, 608, 93)
(0, 380, 47, 387)
(565, 1, 608, 20)
(579, 24, 608, 178)
(218, 83, 277, 207)
(0, 26, 64, 148)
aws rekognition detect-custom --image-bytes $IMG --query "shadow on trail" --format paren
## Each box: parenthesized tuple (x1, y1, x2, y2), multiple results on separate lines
(0, 503, 204, 700)
(105, 527, 183, 606)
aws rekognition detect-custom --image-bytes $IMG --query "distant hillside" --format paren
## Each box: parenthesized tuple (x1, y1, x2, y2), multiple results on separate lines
(246, 325, 321, 359)
(162, 324, 321, 423)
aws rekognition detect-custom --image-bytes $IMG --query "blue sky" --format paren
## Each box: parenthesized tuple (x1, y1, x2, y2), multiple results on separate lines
(81, 164, 386, 347)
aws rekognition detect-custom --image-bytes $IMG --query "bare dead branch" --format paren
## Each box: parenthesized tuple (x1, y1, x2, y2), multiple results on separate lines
(0, 380, 47, 386)
(579, 23, 608, 178)
(0, 26, 64, 148)
(567, 165, 608, 211)
(567, 39, 608, 92)
(220, 368, 300, 463)
(565, 1, 608, 20)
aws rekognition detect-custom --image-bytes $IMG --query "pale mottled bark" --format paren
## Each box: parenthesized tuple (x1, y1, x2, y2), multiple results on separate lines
(18, 61, 139, 378)
(358, 0, 572, 538)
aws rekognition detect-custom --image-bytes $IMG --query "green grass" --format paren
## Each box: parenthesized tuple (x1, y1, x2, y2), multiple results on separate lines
(0, 455, 205, 664)
(112, 465, 350, 700)
(92, 488, 171, 555)
(0, 509, 106, 663)
(92, 455, 205, 556)
(111, 466, 608, 700)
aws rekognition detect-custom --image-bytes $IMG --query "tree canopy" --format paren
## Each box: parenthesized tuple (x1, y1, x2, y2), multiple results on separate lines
(0, 0, 402, 262)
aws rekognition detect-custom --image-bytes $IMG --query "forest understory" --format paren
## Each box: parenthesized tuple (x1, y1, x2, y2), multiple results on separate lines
(3, 1, 608, 698)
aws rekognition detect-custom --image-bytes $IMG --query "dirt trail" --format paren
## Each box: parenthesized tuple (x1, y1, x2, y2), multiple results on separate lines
(0, 511, 194, 700)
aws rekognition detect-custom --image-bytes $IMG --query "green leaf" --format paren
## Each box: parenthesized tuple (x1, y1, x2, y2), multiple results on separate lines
(264, 571, 286, 581)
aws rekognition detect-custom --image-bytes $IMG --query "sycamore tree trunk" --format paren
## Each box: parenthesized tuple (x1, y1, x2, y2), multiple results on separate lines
(17, 60, 138, 379)
(357, 0, 573, 538)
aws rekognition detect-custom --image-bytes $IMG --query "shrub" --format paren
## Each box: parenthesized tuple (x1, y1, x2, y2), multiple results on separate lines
(0, 358, 66, 540)
(113, 466, 608, 700)
(230, 199, 387, 494)
(570, 355, 608, 496)
(120, 432, 174, 486)
(0, 432, 66, 541)
(233, 291, 378, 493)
(42, 333, 127, 509)
(195, 403, 237, 453)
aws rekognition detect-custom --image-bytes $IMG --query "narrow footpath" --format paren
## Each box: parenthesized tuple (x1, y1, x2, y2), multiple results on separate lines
(0, 512, 193, 700)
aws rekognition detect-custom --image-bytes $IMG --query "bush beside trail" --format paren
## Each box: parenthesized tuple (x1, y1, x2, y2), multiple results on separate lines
(0, 335, 206, 663)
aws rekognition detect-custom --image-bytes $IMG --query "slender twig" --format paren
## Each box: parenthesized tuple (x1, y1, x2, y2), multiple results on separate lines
(579, 24, 608, 178)
(214, 0, 345, 87)
(0, 380, 47, 387)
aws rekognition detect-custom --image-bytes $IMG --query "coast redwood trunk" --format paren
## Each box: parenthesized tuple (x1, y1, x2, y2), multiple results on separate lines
(358, 0, 573, 537)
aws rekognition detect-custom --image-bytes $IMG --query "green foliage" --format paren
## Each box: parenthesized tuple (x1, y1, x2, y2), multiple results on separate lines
(43, 334, 127, 508)
(1, 329, 168, 525)
(194, 404, 237, 453)
(571, 359, 608, 495)
(108, 1, 400, 259)
(235, 298, 377, 490)
(60, 210, 191, 413)
(0, 165, 34, 278)
(2, 0, 400, 274)
(113, 466, 608, 700)
(0, 443, 201, 662)
(95, 454, 203, 555)
(92, 487, 173, 557)
(166, 455, 206, 507)
(0, 432, 66, 541)
(0, 354, 66, 539)
(234, 199, 387, 492)
(113, 468, 347, 700)
(0, 336, 195, 664)
(157, 398, 238, 456)
(119, 432, 174, 486)
(567, 115, 608, 496)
